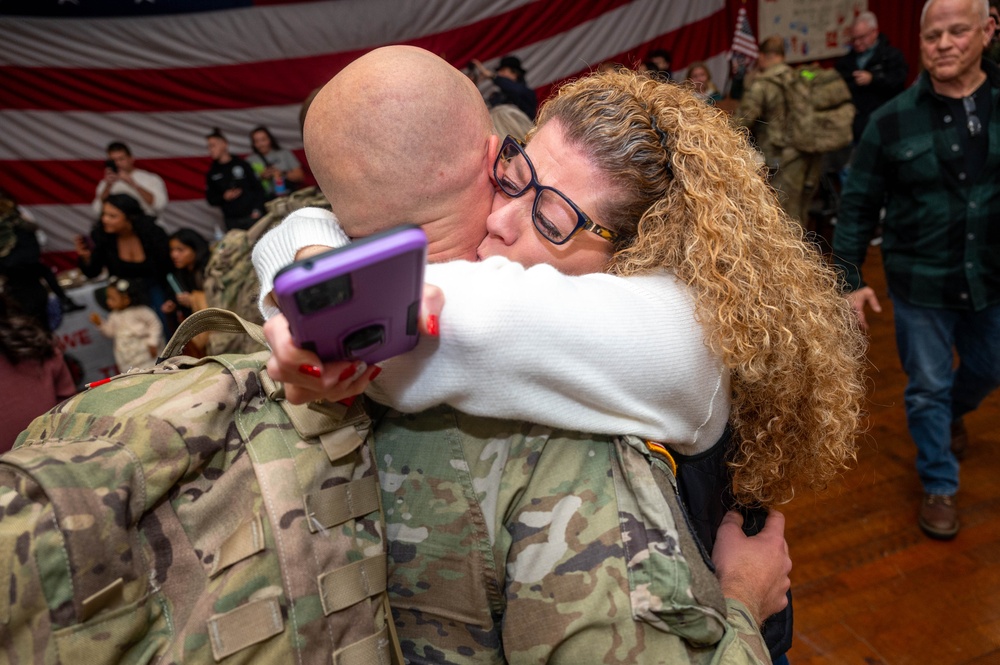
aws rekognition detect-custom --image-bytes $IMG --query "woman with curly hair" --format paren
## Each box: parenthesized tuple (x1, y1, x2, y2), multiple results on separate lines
(0, 294, 76, 451)
(264, 67, 865, 509)
(257, 65, 866, 659)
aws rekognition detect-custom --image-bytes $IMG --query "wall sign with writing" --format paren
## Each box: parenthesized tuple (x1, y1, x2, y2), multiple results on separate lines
(759, 0, 868, 63)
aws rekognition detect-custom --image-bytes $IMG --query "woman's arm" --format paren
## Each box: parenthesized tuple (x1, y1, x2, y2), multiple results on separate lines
(254, 209, 730, 452)
(369, 257, 729, 451)
(77, 232, 107, 278)
(251, 207, 350, 319)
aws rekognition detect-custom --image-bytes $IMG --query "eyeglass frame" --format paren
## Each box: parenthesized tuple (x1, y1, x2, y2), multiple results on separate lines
(492, 135, 620, 246)
(962, 96, 982, 137)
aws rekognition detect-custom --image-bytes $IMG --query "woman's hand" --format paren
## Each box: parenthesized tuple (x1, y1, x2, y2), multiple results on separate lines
(176, 291, 193, 308)
(74, 235, 92, 261)
(261, 283, 443, 404)
(420, 283, 443, 336)
(161, 300, 177, 314)
(263, 314, 381, 405)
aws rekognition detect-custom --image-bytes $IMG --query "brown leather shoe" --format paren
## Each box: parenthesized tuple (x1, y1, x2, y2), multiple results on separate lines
(919, 494, 959, 540)
(951, 418, 968, 461)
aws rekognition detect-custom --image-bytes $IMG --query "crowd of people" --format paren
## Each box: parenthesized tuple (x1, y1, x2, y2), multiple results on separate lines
(1, 1, 998, 662)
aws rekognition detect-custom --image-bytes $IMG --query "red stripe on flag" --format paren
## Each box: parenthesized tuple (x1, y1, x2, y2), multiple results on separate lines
(1, 0, 636, 113)
(3, 149, 310, 207)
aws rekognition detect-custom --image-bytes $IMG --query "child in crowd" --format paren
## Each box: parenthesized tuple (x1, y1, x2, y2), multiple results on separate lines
(162, 228, 209, 318)
(161, 228, 210, 355)
(90, 276, 164, 372)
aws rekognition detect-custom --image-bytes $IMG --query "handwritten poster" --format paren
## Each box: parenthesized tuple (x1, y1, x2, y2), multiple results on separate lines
(758, 0, 868, 63)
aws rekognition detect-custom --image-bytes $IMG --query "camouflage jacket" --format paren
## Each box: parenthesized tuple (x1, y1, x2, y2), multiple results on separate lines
(0, 310, 398, 664)
(735, 62, 794, 167)
(375, 405, 771, 664)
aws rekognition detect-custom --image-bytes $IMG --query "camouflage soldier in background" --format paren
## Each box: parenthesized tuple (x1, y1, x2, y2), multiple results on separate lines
(254, 46, 788, 663)
(735, 36, 823, 227)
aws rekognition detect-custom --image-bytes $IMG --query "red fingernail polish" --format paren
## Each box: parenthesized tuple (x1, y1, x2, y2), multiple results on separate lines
(427, 315, 439, 337)
(370, 367, 382, 380)
(338, 364, 356, 382)
(337, 396, 357, 407)
(298, 364, 322, 378)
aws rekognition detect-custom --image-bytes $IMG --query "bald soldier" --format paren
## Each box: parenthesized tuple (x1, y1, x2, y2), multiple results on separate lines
(254, 46, 787, 664)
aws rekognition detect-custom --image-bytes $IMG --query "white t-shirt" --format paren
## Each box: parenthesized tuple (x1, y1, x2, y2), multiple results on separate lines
(92, 168, 169, 219)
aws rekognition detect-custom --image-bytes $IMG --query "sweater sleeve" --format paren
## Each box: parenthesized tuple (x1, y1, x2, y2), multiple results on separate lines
(368, 257, 730, 453)
(251, 207, 351, 320)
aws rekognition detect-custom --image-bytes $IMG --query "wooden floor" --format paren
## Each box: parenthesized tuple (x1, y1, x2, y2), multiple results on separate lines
(783, 244, 1000, 664)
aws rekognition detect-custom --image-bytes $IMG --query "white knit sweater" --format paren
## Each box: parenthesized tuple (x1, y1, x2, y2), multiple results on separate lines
(252, 208, 730, 454)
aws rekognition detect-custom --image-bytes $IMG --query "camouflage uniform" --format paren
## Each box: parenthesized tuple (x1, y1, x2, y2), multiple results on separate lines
(376, 406, 771, 664)
(0, 315, 399, 664)
(0, 312, 769, 664)
(735, 62, 823, 227)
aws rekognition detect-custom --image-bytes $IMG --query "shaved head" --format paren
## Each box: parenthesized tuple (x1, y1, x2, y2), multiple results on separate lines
(304, 46, 499, 260)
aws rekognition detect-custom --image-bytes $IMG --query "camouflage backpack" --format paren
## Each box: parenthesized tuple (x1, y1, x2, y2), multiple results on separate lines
(202, 187, 331, 356)
(0, 308, 402, 664)
(777, 65, 856, 154)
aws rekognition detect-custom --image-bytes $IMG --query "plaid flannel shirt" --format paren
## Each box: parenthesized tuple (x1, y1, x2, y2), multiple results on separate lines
(833, 59, 1000, 311)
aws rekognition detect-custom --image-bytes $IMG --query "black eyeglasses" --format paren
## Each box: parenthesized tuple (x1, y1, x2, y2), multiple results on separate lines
(963, 96, 981, 137)
(492, 135, 619, 245)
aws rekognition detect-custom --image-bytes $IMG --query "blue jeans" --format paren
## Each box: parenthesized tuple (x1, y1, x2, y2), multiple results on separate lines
(891, 297, 1000, 495)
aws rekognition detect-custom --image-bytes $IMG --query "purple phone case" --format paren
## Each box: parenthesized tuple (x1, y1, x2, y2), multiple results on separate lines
(272, 224, 427, 364)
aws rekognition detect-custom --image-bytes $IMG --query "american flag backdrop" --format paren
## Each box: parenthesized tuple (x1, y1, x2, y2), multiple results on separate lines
(0, 0, 734, 253)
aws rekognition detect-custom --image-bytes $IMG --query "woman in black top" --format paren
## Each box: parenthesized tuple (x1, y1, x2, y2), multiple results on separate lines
(75, 193, 174, 333)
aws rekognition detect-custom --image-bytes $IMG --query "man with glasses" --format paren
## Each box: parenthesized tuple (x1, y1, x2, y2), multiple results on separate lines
(834, 11, 909, 144)
(253, 46, 784, 663)
(833, 0, 1000, 540)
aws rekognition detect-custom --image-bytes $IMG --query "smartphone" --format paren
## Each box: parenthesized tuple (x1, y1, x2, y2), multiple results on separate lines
(273, 224, 427, 364)
(104, 159, 118, 173)
(166, 274, 184, 295)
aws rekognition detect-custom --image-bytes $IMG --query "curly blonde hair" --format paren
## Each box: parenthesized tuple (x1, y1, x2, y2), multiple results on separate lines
(534, 69, 866, 506)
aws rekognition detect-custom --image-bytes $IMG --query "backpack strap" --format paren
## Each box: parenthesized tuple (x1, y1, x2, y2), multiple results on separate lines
(160, 307, 268, 360)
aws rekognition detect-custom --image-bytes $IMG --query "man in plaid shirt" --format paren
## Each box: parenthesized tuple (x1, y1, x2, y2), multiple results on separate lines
(833, 0, 1000, 540)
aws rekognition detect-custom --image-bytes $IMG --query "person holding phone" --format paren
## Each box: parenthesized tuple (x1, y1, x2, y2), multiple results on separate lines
(246, 125, 305, 199)
(76, 192, 174, 335)
(160, 228, 211, 354)
(91, 141, 168, 221)
(254, 47, 865, 664)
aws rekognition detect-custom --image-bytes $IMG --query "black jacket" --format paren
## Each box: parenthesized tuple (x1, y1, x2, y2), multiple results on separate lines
(835, 34, 909, 140)
(489, 76, 538, 120)
(206, 156, 266, 222)
(79, 215, 171, 285)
